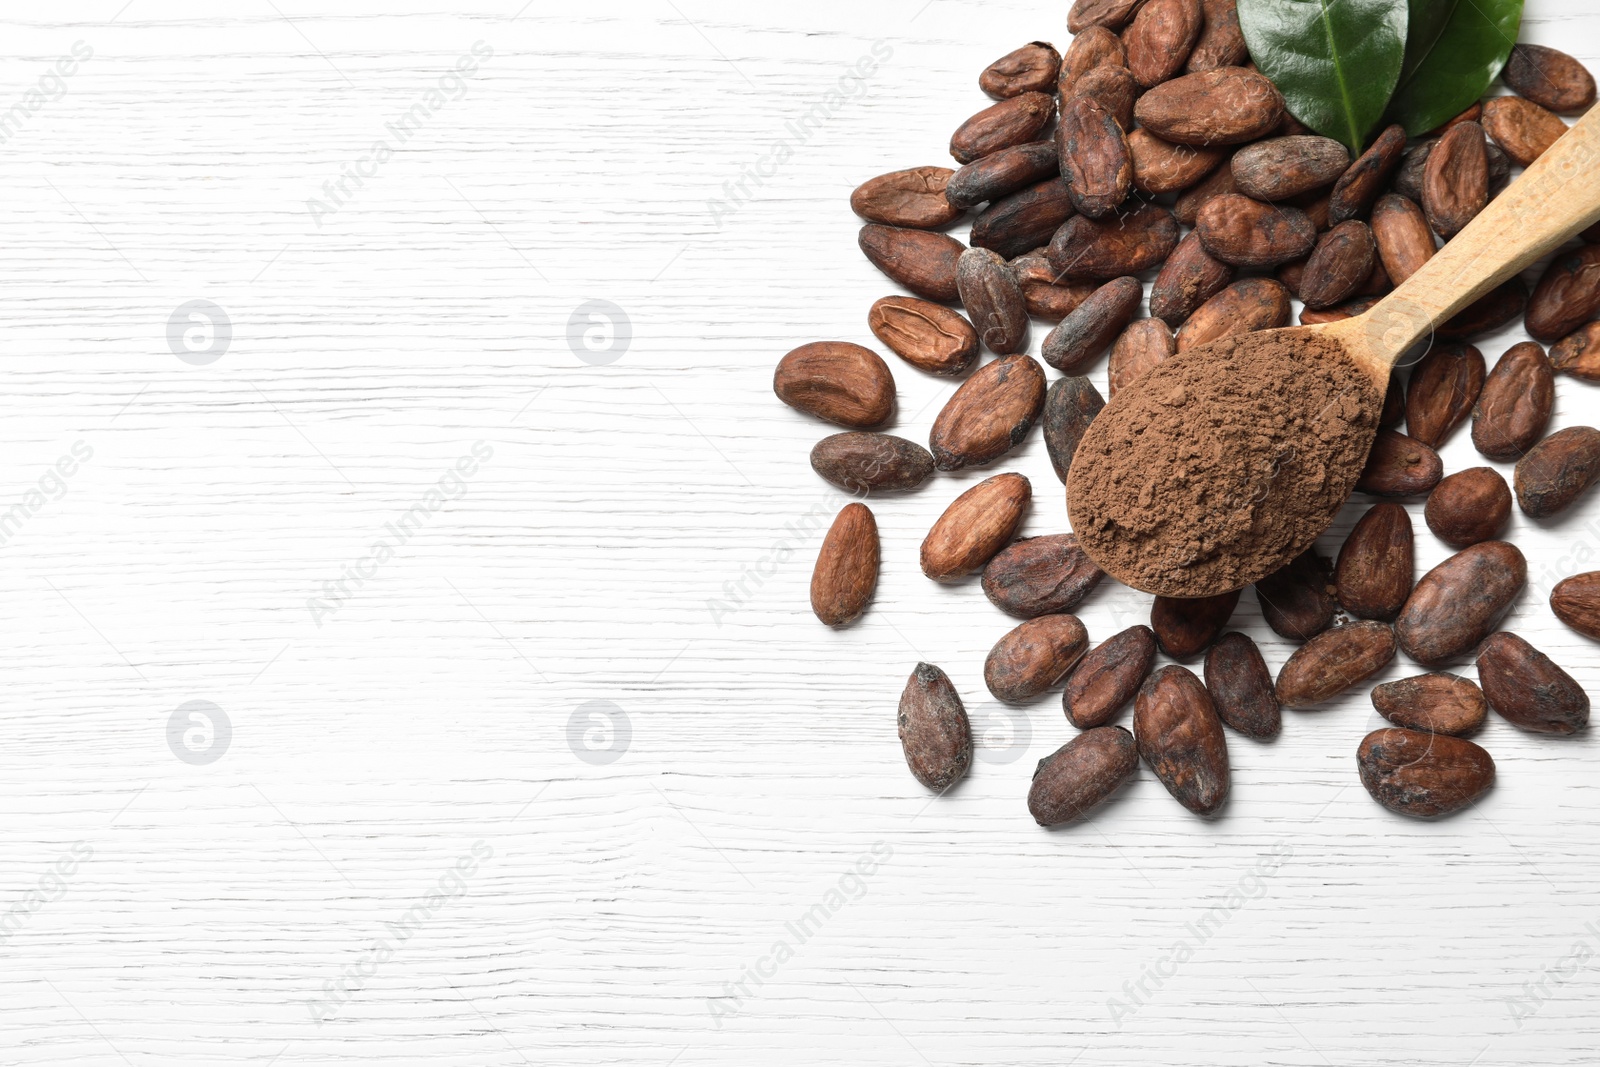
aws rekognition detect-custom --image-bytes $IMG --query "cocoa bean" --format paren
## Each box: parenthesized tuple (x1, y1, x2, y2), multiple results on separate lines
(1550, 322, 1600, 381)
(1429, 102, 1483, 136)
(957, 247, 1030, 355)
(1133, 67, 1285, 146)
(1328, 123, 1407, 224)
(1552, 572, 1600, 640)
(1186, 0, 1248, 73)
(1046, 201, 1179, 279)
(1195, 194, 1316, 268)
(1174, 158, 1239, 225)
(971, 178, 1076, 258)
(1394, 541, 1526, 666)
(851, 166, 964, 229)
(1370, 194, 1436, 285)
(1514, 425, 1600, 518)
(1175, 277, 1290, 351)
(1124, 0, 1203, 87)
(982, 534, 1106, 618)
(1301, 296, 1382, 326)
(1042, 276, 1144, 372)
(1150, 231, 1234, 325)
(1058, 26, 1127, 97)
(1068, 0, 1147, 33)
(858, 224, 965, 302)
(1232, 136, 1349, 202)
(921, 473, 1031, 581)
(1421, 121, 1488, 238)
(1380, 372, 1405, 428)
(1058, 95, 1133, 217)
(1357, 430, 1442, 496)
(1392, 140, 1433, 203)
(1027, 726, 1139, 825)
(1108, 318, 1175, 396)
(898, 663, 973, 790)
(810, 432, 935, 494)
(945, 141, 1060, 210)
(1134, 665, 1230, 816)
(1357, 727, 1494, 818)
(1477, 631, 1590, 735)
(810, 503, 879, 626)
(1482, 95, 1568, 166)
(1299, 220, 1376, 309)
(1063, 625, 1157, 728)
(1438, 278, 1527, 342)
(1503, 43, 1597, 114)
(1405, 342, 1485, 448)
(1276, 620, 1396, 707)
(1255, 549, 1336, 642)
(1203, 631, 1280, 739)
(1290, 188, 1333, 231)
(929, 353, 1045, 470)
(1127, 128, 1226, 196)
(867, 296, 979, 376)
(1335, 502, 1414, 621)
(1151, 589, 1239, 660)
(1526, 245, 1600, 343)
(774, 341, 895, 429)
(981, 41, 1062, 100)
(1023, 279, 1098, 321)
(1371, 673, 1487, 736)
(1072, 65, 1141, 131)
(1486, 141, 1511, 195)
(1042, 376, 1105, 483)
(950, 92, 1057, 164)
(1424, 467, 1512, 547)
(986, 614, 1091, 703)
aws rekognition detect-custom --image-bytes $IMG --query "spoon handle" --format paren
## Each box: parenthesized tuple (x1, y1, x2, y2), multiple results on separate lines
(1364, 102, 1600, 367)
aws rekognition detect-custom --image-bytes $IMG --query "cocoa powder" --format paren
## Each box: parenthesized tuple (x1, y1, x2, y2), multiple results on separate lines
(1068, 332, 1382, 595)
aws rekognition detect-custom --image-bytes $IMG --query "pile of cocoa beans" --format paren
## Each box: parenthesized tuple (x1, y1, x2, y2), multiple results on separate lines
(776, 0, 1600, 824)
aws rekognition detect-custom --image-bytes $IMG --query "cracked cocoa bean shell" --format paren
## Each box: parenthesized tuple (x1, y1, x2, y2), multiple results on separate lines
(858, 224, 965, 302)
(1134, 665, 1230, 816)
(945, 141, 1060, 210)
(1151, 589, 1239, 660)
(986, 614, 1091, 703)
(1526, 244, 1600, 342)
(971, 178, 1076, 259)
(1194, 194, 1315, 268)
(1394, 541, 1526, 666)
(1042, 376, 1105, 483)
(1550, 322, 1600, 381)
(980, 41, 1062, 99)
(1072, 65, 1140, 131)
(898, 663, 972, 790)
(1042, 276, 1143, 372)
(1552, 572, 1600, 640)
(1231, 136, 1350, 202)
(1472, 344, 1553, 460)
(1124, 0, 1202, 87)
(1068, 0, 1146, 33)
(956, 247, 1030, 355)
(1064, 625, 1156, 729)
(774, 341, 894, 429)
(810, 503, 879, 626)
(950, 92, 1057, 164)
(1127, 128, 1226, 197)
(810, 432, 934, 494)
(1150, 230, 1233, 326)
(1424, 467, 1512, 548)
(1335, 503, 1413, 621)
(1046, 201, 1178, 279)
(1174, 157, 1239, 225)
(1175, 277, 1289, 351)
(1028, 725, 1139, 825)
(1108, 318, 1175, 396)
(1203, 631, 1280, 739)
(1357, 431, 1442, 497)
(1515, 426, 1600, 518)
(1482, 96, 1568, 167)
(1329, 123, 1407, 224)
(1133, 67, 1284, 146)
(1058, 26, 1127, 97)
(1405, 342, 1485, 448)
(1274, 620, 1396, 708)
(1299, 220, 1376, 310)
(920, 472, 1030, 581)
(1358, 728, 1494, 818)
(1478, 632, 1590, 735)
(1421, 121, 1488, 239)
(1370, 194, 1436, 285)
(1503, 44, 1597, 113)
(851, 166, 965, 229)
(1058, 96, 1132, 219)
(982, 534, 1106, 618)
(867, 296, 979, 376)
(929, 354, 1044, 471)
(1371, 673, 1487, 737)
(1186, 0, 1247, 73)
(1437, 278, 1527, 342)
(1254, 549, 1336, 642)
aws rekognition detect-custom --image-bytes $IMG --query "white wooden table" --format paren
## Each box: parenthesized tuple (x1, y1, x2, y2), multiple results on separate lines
(3, 2, 1599, 1064)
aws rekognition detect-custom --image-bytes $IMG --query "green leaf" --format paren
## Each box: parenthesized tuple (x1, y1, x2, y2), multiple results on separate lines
(1238, 0, 1409, 157)
(1387, 0, 1523, 135)
(1401, 0, 1458, 83)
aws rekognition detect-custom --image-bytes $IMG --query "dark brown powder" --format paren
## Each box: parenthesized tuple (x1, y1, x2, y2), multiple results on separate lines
(1066, 332, 1382, 596)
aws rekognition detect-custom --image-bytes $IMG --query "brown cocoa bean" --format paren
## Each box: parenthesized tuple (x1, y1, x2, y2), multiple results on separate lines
(1357, 727, 1494, 818)
(1371, 673, 1487, 737)
(1134, 665, 1230, 816)
(1438, 278, 1527, 341)
(1274, 620, 1396, 707)
(1047, 202, 1179, 279)
(1203, 631, 1280, 739)
(1486, 141, 1511, 195)
(1392, 140, 1433, 203)
(1175, 277, 1290, 351)
(1550, 322, 1600, 380)
(773, 341, 894, 429)
(1526, 245, 1600, 343)
(1552, 572, 1600, 640)
(810, 432, 935, 494)
(867, 296, 979, 376)
(1058, 26, 1127, 97)
(971, 178, 1076, 258)
(1291, 188, 1333, 231)
(1482, 95, 1568, 166)
(1042, 276, 1144, 372)
(1503, 43, 1597, 114)
(1068, 0, 1147, 33)
(929, 354, 1045, 471)
(1299, 220, 1377, 309)
(1515, 425, 1600, 518)
(957, 247, 1030, 355)
(1379, 372, 1405, 428)
(1421, 121, 1488, 239)
(1108, 318, 1175, 396)
(1064, 625, 1157, 728)
(950, 92, 1056, 164)
(1429, 102, 1484, 136)
(1255, 549, 1336, 642)
(1187, 0, 1248, 72)
(1231, 135, 1350, 202)
(1478, 631, 1590, 735)
(982, 534, 1106, 618)
(1023, 280, 1098, 321)
(1042, 376, 1105, 483)
(1127, 129, 1225, 197)
(1058, 95, 1133, 218)
(858, 224, 965, 302)
(921, 472, 1031, 581)
(945, 141, 1060, 210)
(986, 614, 1091, 703)
(1357, 430, 1442, 496)
(1124, 0, 1203, 87)
(851, 166, 964, 229)
(1394, 541, 1526, 666)
(898, 663, 972, 790)
(981, 41, 1062, 99)
(1471, 343, 1553, 461)
(1151, 589, 1239, 660)
(1405, 342, 1485, 448)
(1133, 67, 1284, 145)
(1027, 725, 1139, 825)
(1301, 296, 1382, 326)
(1150, 231, 1234, 325)
(1195, 194, 1316, 268)
(1370, 194, 1436, 285)
(1335, 502, 1414, 621)
(810, 503, 879, 626)
(1174, 157, 1239, 225)
(1329, 123, 1407, 224)
(1072, 65, 1141, 131)
(1425, 467, 1512, 548)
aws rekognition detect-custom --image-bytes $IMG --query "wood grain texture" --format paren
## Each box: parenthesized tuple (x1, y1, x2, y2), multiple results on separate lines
(1, 2, 1599, 1065)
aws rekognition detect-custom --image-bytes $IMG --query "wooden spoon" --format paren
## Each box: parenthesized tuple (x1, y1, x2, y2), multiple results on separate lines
(1069, 104, 1600, 598)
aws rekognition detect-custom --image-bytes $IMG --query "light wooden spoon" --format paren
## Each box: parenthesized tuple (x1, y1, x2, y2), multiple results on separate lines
(1069, 103, 1600, 598)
